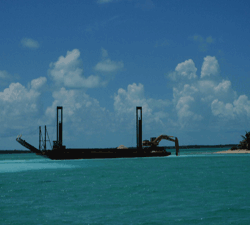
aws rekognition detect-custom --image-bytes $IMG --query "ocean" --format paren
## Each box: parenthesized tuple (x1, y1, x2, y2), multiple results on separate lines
(1, 148, 250, 225)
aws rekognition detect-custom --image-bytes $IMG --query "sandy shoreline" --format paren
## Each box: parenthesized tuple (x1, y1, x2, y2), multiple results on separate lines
(215, 149, 250, 154)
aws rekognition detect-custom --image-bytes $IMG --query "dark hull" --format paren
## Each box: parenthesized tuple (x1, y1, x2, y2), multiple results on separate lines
(39, 147, 171, 160)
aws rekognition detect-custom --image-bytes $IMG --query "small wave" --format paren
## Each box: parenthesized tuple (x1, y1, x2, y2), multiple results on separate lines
(0, 158, 49, 164)
(168, 153, 221, 158)
(0, 162, 77, 173)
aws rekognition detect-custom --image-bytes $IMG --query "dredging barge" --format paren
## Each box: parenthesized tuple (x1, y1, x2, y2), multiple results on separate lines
(16, 106, 179, 160)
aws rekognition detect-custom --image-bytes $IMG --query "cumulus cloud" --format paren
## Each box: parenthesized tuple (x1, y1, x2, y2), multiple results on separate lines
(169, 56, 250, 130)
(176, 96, 203, 125)
(114, 83, 148, 114)
(233, 95, 250, 117)
(211, 95, 250, 119)
(21, 38, 40, 49)
(211, 99, 235, 119)
(168, 59, 197, 80)
(31, 77, 47, 90)
(172, 85, 202, 128)
(114, 83, 170, 128)
(201, 56, 219, 78)
(94, 48, 124, 73)
(49, 49, 101, 88)
(0, 83, 38, 104)
(197, 79, 235, 102)
(0, 77, 47, 137)
(95, 59, 124, 73)
(45, 87, 113, 137)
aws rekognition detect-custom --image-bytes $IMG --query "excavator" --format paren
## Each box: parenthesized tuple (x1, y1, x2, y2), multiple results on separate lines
(143, 135, 179, 156)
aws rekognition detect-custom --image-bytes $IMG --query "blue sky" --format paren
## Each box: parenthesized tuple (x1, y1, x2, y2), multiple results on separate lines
(1, 0, 250, 149)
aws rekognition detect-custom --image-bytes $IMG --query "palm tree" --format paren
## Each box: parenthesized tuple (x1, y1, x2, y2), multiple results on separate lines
(239, 131, 250, 150)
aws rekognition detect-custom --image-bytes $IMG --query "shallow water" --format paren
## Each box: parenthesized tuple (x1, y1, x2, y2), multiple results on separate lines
(1, 149, 250, 224)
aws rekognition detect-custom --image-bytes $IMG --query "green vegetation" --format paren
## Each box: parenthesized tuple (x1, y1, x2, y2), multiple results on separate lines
(230, 131, 250, 150)
(239, 131, 250, 150)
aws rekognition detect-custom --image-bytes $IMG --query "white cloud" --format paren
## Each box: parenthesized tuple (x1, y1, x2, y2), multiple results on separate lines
(0, 82, 38, 103)
(211, 99, 234, 119)
(114, 83, 170, 129)
(212, 95, 250, 120)
(176, 96, 203, 125)
(214, 80, 231, 93)
(45, 87, 113, 136)
(201, 56, 219, 78)
(114, 83, 147, 114)
(95, 59, 124, 73)
(173, 85, 203, 128)
(0, 77, 47, 136)
(21, 38, 39, 49)
(198, 80, 215, 94)
(169, 56, 249, 129)
(94, 48, 124, 73)
(31, 77, 47, 90)
(233, 95, 250, 117)
(197, 79, 235, 103)
(169, 59, 197, 80)
(49, 49, 101, 88)
(173, 84, 199, 101)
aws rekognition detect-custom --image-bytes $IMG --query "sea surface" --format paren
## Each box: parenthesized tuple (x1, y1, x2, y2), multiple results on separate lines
(1, 148, 250, 225)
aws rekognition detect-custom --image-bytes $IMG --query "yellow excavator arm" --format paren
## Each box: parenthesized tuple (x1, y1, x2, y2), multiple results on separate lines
(143, 134, 179, 156)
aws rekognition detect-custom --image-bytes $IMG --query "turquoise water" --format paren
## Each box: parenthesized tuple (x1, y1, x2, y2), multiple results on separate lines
(1, 149, 250, 224)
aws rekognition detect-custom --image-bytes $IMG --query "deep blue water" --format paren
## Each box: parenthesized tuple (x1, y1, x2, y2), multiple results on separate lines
(1, 149, 250, 224)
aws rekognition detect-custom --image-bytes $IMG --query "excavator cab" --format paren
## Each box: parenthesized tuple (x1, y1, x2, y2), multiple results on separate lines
(143, 134, 180, 156)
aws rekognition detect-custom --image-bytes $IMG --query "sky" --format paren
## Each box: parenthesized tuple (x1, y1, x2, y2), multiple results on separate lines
(1, 0, 250, 150)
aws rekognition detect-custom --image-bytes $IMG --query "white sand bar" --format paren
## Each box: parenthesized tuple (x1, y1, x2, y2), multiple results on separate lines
(216, 149, 250, 154)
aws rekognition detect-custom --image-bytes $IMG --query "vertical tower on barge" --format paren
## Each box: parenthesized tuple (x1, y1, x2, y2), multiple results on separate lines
(136, 106, 142, 150)
(53, 106, 65, 150)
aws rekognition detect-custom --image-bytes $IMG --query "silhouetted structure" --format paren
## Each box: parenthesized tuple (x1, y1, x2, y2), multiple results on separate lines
(52, 106, 65, 150)
(16, 106, 179, 159)
(39, 125, 52, 151)
(136, 106, 142, 150)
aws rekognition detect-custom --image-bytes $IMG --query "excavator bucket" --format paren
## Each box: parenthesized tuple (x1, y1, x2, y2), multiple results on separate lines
(175, 137, 179, 156)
